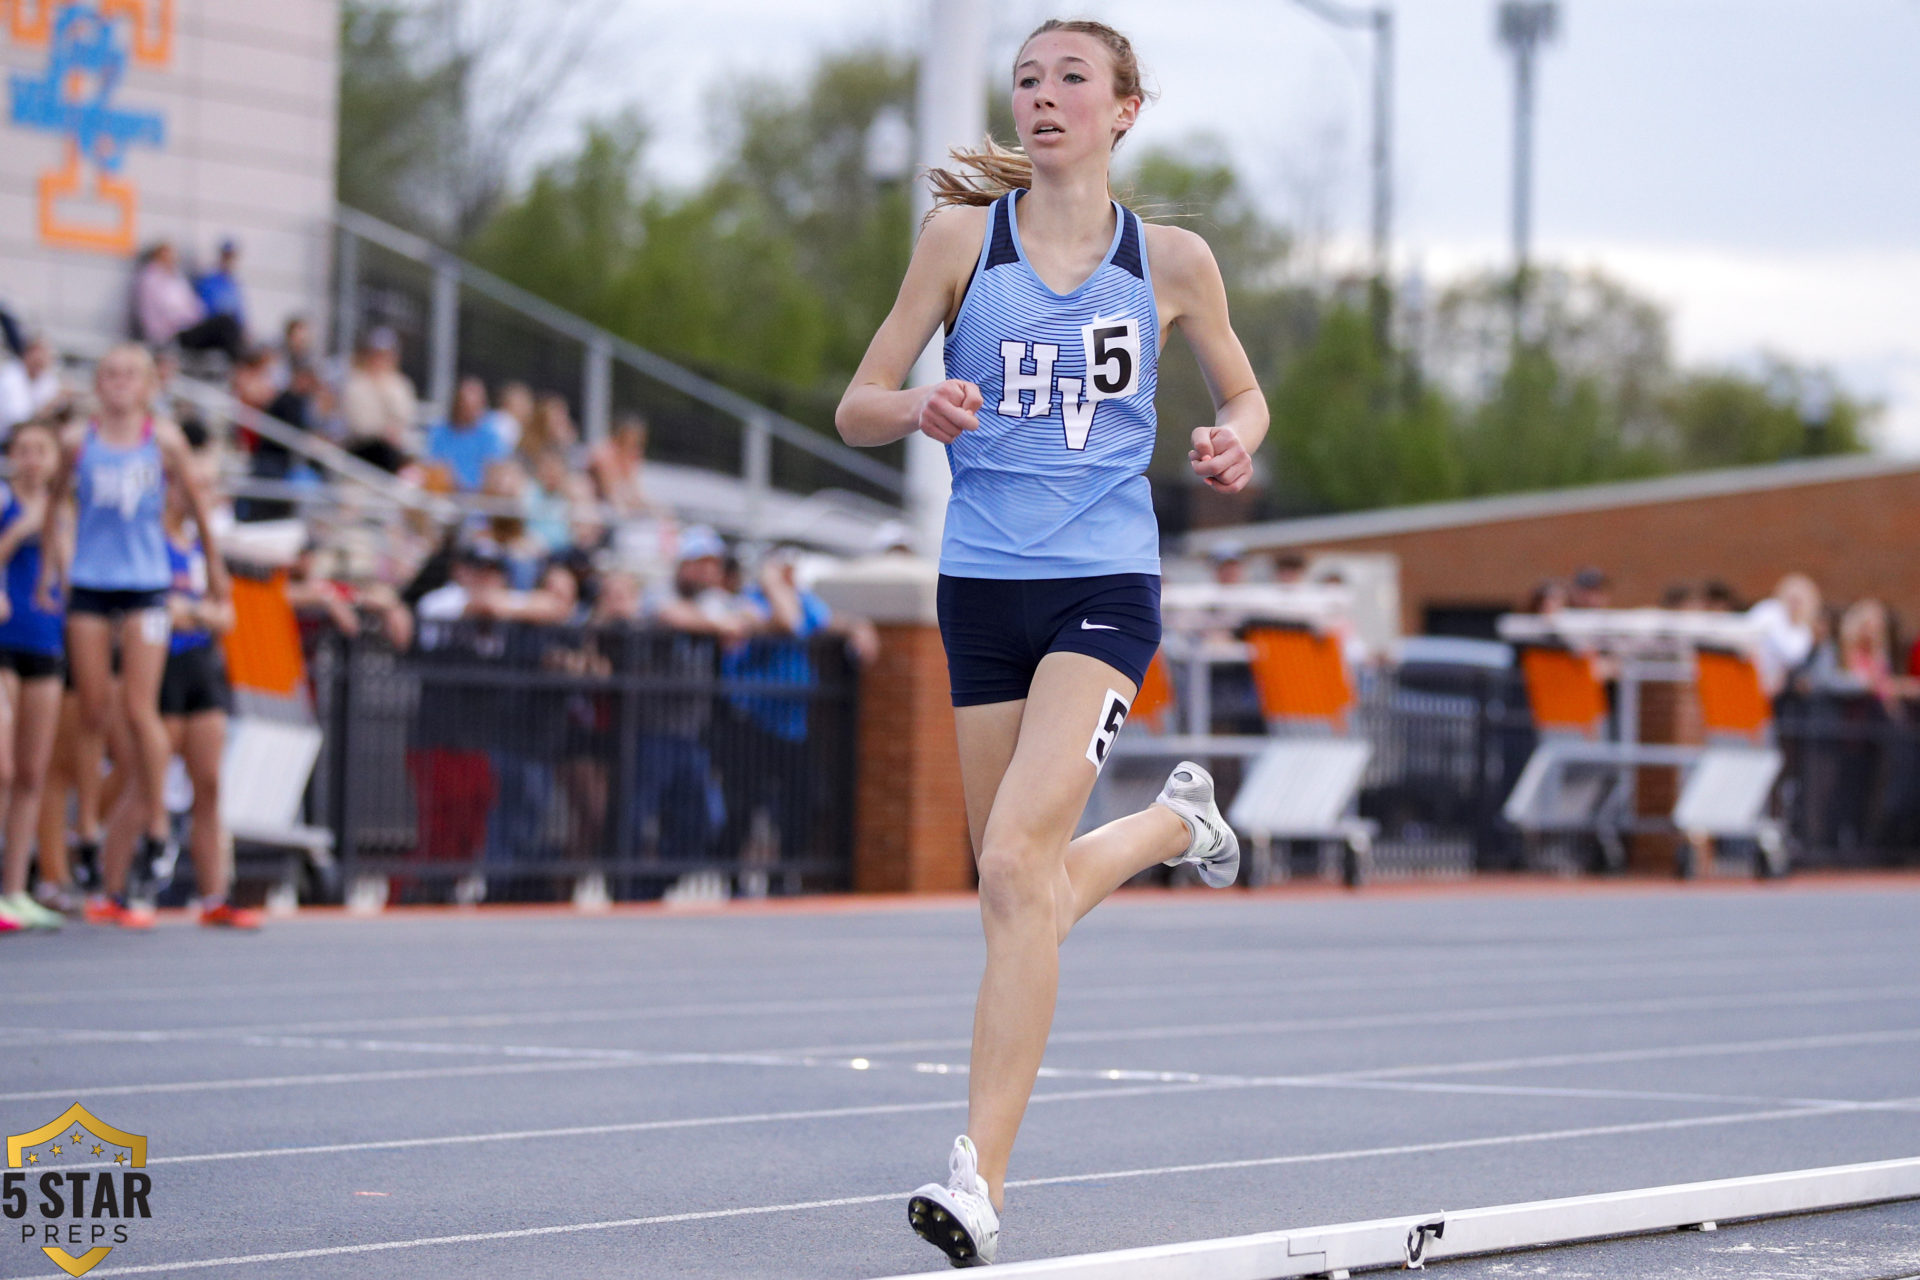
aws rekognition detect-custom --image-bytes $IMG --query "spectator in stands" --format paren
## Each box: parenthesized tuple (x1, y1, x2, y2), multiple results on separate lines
(192, 239, 246, 333)
(341, 328, 418, 473)
(1273, 551, 1307, 586)
(644, 526, 753, 639)
(485, 382, 533, 453)
(526, 449, 585, 554)
(1208, 542, 1246, 586)
(1702, 580, 1742, 612)
(0, 298, 23, 359)
(522, 392, 586, 469)
(1835, 599, 1916, 704)
(287, 541, 414, 651)
(1660, 582, 1705, 611)
(1569, 566, 1611, 609)
(718, 546, 877, 866)
(427, 377, 510, 492)
(588, 412, 654, 516)
(628, 528, 753, 866)
(1526, 579, 1568, 616)
(1748, 573, 1821, 695)
(474, 459, 544, 590)
(134, 242, 243, 359)
(0, 335, 66, 430)
(270, 316, 318, 392)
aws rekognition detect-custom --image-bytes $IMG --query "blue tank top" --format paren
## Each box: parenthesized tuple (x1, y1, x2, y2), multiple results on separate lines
(0, 492, 63, 657)
(165, 535, 212, 654)
(72, 420, 170, 592)
(938, 191, 1161, 579)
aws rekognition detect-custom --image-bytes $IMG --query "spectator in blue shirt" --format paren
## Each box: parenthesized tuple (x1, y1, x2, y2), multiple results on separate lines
(717, 546, 877, 866)
(426, 376, 510, 491)
(193, 239, 246, 331)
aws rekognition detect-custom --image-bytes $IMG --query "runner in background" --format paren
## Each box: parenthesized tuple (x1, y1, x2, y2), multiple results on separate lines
(39, 344, 228, 928)
(0, 415, 69, 931)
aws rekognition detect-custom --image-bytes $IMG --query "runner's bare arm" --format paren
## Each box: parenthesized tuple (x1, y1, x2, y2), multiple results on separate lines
(836, 206, 990, 448)
(1148, 224, 1267, 494)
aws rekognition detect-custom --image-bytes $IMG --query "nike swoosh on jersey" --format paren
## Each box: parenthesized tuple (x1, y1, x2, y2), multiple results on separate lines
(1080, 620, 1120, 631)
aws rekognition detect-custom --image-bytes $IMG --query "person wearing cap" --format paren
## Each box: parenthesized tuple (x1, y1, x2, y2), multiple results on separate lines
(1569, 566, 1612, 610)
(342, 327, 419, 473)
(0, 335, 66, 431)
(1208, 541, 1246, 586)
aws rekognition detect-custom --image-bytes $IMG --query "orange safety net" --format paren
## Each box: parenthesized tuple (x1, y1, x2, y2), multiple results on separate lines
(1245, 625, 1352, 725)
(1695, 647, 1771, 738)
(1519, 646, 1608, 735)
(1130, 653, 1174, 731)
(221, 570, 306, 698)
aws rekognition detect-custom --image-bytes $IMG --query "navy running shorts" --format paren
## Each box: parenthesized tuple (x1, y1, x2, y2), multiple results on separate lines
(936, 573, 1162, 707)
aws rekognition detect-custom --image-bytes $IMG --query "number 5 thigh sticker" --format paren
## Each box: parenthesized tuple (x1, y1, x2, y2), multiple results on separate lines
(1080, 315, 1140, 401)
(1085, 687, 1132, 773)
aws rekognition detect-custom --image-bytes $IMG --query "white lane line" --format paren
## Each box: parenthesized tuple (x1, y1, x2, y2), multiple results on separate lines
(3, 927, 1880, 1010)
(3, 953, 1908, 1045)
(40, 1083, 1187, 1172)
(775, 982, 1920, 1057)
(11, 1021, 1919, 1110)
(36, 1097, 1920, 1279)
(31, 1028, 1920, 1170)
(9, 977, 1914, 1063)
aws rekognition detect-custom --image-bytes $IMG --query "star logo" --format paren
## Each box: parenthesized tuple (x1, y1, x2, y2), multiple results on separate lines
(50, 1145, 63, 1155)
(92, 1144, 105, 1156)
(8, 1103, 150, 1277)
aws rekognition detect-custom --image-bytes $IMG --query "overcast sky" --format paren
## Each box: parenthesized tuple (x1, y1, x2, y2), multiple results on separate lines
(552, 0, 1920, 451)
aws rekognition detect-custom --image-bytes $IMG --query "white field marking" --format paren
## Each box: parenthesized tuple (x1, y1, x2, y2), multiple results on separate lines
(3, 946, 1895, 1041)
(30, 1028, 1920, 1173)
(773, 981, 1920, 1057)
(13, 1023, 1920, 1108)
(41, 1082, 1196, 1173)
(36, 1097, 1920, 1280)
(7, 974, 1915, 1059)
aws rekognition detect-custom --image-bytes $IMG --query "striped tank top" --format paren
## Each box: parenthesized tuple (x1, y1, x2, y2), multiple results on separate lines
(71, 419, 170, 592)
(939, 190, 1160, 579)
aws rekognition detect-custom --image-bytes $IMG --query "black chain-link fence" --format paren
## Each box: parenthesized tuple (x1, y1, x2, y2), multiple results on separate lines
(309, 624, 860, 904)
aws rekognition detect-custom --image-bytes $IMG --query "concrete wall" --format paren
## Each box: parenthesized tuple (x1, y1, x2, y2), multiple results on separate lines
(2, 0, 338, 353)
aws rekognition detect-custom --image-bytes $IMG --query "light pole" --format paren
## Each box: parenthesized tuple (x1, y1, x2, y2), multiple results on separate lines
(1496, 0, 1559, 279)
(1291, 0, 1396, 347)
(905, 0, 989, 558)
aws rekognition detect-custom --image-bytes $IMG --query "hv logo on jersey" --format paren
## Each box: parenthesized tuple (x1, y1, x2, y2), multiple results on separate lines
(996, 314, 1141, 451)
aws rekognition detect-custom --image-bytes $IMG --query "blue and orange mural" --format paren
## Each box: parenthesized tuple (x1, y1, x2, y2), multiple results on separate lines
(5, 0, 174, 254)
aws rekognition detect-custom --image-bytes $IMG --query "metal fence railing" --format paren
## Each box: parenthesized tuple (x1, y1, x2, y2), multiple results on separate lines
(307, 624, 861, 905)
(1099, 663, 1920, 882)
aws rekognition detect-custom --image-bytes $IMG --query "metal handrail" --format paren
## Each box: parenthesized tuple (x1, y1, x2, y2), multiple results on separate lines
(332, 205, 905, 497)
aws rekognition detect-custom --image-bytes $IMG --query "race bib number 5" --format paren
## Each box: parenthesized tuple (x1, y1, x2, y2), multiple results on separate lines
(1080, 315, 1141, 402)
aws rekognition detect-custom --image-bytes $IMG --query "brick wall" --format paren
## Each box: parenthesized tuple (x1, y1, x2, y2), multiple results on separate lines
(852, 623, 975, 893)
(1284, 470, 1920, 634)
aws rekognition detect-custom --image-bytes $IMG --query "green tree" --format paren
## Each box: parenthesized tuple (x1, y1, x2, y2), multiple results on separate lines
(1271, 304, 1461, 510)
(1663, 361, 1868, 468)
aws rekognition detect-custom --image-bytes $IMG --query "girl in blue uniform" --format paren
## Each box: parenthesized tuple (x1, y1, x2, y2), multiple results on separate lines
(38, 344, 227, 925)
(0, 418, 70, 931)
(837, 19, 1267, 1266)
(152, 444, 254, 927)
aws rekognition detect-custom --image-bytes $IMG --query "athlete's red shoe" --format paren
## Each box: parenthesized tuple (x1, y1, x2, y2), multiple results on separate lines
(83, 896, 155, 929)
(198, 901, 262, 930)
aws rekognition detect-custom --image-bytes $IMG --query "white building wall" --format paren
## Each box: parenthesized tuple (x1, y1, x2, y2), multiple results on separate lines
(2, 0, 338, 354)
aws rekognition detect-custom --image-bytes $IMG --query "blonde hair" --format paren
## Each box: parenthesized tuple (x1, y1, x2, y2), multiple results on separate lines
(925, 19, 1153, 217)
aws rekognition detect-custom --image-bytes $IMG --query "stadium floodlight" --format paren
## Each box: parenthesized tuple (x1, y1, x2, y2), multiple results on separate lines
(1496, 0, 1560, 276)
(1289, 0, 1396, 345)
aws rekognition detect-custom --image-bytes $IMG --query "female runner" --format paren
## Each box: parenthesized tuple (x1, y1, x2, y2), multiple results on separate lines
(836, 19, 1265, 1267)
(0, 417, 70, 931)
(40, 344, 227, 926)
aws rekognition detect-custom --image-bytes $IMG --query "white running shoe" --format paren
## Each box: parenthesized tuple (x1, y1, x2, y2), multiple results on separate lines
(1156, 761, 1241, 888)
(0, 891, 63, 930)
(908, 1134, 999, 1267)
